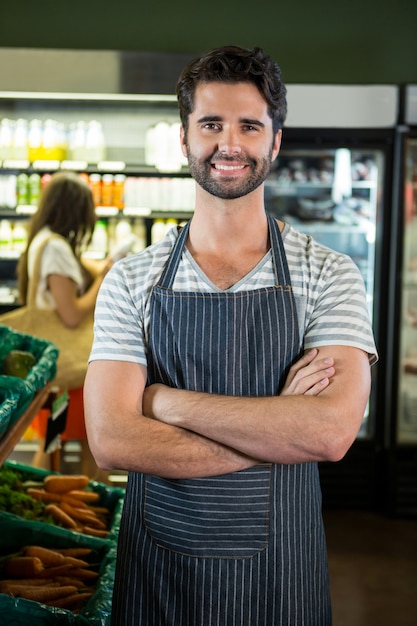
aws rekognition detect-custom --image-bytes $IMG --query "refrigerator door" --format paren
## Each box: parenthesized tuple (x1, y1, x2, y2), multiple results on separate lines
(397, 137, 417, 443)
(265, 142, 386, 439)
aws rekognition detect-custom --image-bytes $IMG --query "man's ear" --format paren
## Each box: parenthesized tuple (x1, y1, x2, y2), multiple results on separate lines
(272, 129, 282, 162)
(180, 126, 188, 158)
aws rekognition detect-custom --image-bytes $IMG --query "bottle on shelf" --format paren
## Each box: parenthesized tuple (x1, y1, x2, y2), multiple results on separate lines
(84, 120, 106, 163)
(12, 221, 28, 253)
(113, 174, 126, 210)
(115, 218, 132, 246)
(12, 119, 28, 160)
(28, 119, 43, 162)
(41, 119, 61, 161)
(88, 220, 108, 257)
(89, 174, 102, 206)
(17, 173, 29, 206)
(28, 173, 41, 206)
(0, 119, 14, 161)
(0, 175, 17, 209)
(0, 220, 13, 251)
(165, 218, 178, 233)
(133, 218, 147, 250)
(41, 173, 52, 189)
(151, 218, 167, 244)
(68, 121, 86, 161)
(101, 174, 114, 207)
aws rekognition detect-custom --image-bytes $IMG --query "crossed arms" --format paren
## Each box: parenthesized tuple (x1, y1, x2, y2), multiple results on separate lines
(84, 345, 371, 479)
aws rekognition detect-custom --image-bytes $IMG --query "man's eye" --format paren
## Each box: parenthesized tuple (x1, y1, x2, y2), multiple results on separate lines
(203, 123, 220, 131)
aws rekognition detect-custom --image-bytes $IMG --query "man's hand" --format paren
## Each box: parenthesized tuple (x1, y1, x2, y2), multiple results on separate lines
(280, 348, 335, 396)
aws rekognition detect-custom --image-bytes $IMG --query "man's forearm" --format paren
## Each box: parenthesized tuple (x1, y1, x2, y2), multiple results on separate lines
(145, 387, 332, 464)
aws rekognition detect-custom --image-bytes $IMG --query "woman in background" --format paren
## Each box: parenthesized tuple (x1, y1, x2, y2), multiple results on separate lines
(17, 171, 112, 480)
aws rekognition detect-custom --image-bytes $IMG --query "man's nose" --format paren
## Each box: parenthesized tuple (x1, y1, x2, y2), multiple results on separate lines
(217, 128, 242, 155)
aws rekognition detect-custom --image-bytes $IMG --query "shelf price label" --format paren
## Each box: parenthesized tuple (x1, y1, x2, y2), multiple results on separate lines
(32, 160, 61, 170)
(97, 160, 125, 172)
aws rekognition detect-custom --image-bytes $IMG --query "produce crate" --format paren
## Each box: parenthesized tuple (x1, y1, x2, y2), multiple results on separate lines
(0, 324, 59, 395)
(0, 512, 118, 626)
(1, 460, 124, 543)
(0, 375, 34, 439)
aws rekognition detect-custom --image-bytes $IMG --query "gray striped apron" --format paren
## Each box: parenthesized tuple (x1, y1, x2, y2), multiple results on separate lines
(111, 214, 332, 626)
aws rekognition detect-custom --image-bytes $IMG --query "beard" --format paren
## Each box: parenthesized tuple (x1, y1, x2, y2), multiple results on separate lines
(185, 143, 273, 200)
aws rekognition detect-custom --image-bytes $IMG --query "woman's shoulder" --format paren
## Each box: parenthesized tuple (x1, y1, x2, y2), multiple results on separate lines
(30, 230, 73, 265)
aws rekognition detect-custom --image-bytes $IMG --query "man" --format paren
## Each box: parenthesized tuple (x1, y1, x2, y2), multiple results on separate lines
(84, 45, 377, 625)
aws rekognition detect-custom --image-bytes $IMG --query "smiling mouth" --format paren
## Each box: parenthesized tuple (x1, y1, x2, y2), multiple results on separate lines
(212, 163, 247, 171)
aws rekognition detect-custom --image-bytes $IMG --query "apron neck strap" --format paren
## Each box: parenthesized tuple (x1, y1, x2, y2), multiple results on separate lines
(158, 213, 291, 289)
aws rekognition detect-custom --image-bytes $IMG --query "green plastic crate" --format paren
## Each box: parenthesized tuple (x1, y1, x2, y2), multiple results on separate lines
(2, 460, 124, 544)
(0, 512, 118, 626)
(0, 376, 32, 439)
(0, 324, 59, 393)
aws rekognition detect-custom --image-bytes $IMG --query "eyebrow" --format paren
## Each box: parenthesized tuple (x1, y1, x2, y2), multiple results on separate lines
(196, 115, 265, 128)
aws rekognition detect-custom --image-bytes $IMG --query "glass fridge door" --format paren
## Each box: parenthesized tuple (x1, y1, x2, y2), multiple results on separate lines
(265, 145, 385, 437)
(397, 138, 417, 443)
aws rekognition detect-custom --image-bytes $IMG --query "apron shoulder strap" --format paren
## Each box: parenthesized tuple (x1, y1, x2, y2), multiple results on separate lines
(157, 220, 191, 289)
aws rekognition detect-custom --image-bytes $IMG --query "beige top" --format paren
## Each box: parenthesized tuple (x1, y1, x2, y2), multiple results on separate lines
(27, 227, 84, 310)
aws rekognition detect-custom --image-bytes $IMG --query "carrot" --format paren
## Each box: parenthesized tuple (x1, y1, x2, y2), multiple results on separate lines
(1, 583, 78, 602)
(82, 526, 109, 538)
(54, 576, 85, 589)
(59, 500, 83, 519)
(4, 556, 44, 578)
(0, 578, 55, 591)
(26, 488, 62, 503)
(67, 567, 99, 580)
(63, 556, 89, 569)
(39, 564, 79, 579)
(61, 503, 106, 529)
(86, 506, 110, 516)
(23, 546, 66, 567)
(48, 591, 94, 609)
(44, 475, 90, 494)
(81, 514, 107, 530)
(44, 504, 78, 529)
(67, 489, 100, 503)
(52, 547, 93, 558)
(60, 494, 89, 509)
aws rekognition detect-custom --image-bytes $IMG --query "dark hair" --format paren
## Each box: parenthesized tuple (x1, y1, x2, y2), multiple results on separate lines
(17, 171, 96, 303)
(176, 45, 287, 135)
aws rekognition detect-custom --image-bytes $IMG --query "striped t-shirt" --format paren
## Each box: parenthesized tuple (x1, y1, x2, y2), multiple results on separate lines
(90, 222, 378, 365)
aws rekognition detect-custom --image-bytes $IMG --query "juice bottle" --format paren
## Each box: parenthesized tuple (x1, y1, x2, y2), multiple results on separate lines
(28, 119, 43, 162)
(0, 220, 13, 251)
(113, 174, 126, 210)
(85, 121, 106, 163)
(12, 119, 28, 160)
(0, 119, 14, 161)
(151, 218, 166, 244)
(133, 218, 147, 250)
(89, 220, 108, 257)
(115, 218, 132, 246)
(41, 173, 52, 189)
(16, 173, 29, 205)
(5, 175, 17, 209)
(101, 174, 114, 207)
(29, 173, 41, 206)
(12, 221, 28, 252)
(89, 174, 102, 206)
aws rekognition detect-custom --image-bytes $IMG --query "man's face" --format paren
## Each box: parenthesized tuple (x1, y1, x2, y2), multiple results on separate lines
(181, 82, 282, 200)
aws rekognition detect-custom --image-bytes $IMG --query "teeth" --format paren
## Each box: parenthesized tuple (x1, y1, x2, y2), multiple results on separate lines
(214, 164, 245, 171)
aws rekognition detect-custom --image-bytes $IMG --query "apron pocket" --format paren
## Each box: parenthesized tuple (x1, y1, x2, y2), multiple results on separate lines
(144, 464, 271, 558)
